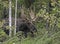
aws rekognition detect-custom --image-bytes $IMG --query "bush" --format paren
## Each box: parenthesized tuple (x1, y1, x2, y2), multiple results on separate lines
(0, 29, 9, 42)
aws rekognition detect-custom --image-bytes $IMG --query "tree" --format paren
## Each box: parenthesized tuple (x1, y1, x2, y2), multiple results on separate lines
(14, 0, 17, 35)
(9, 0, 12, 37)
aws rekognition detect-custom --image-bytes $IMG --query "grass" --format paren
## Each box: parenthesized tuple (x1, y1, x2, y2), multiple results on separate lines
(2, 31, 60, 44)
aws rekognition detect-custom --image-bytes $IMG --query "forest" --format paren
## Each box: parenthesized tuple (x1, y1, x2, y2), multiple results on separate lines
(0, 0, 60, 44)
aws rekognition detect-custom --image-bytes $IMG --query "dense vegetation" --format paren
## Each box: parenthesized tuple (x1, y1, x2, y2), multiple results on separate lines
(0, 0, 60, 44)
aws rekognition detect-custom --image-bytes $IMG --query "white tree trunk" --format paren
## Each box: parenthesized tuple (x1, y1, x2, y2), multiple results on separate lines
(14, 0, 17, 35)
(9, 0, 12, 37)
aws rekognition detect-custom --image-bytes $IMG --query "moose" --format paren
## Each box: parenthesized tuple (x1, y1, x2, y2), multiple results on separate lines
(2, 7, 37, 37)
(2, 18, 37, 37)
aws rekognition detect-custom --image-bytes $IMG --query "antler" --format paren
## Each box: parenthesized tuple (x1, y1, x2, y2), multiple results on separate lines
(29, 9, 37, 22)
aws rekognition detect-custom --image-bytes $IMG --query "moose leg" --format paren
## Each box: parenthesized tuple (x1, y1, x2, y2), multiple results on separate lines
(31, 31, 34, 37)
(24, 31, 27, 38)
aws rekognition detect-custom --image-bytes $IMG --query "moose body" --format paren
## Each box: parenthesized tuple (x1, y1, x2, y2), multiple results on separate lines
(2, 18, 37, 37)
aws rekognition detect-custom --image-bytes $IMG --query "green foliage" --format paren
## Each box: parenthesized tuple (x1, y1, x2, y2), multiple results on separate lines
(0, 29, 9, 42)
(0, 0, 60, 44)
(3, 31, 60, 44)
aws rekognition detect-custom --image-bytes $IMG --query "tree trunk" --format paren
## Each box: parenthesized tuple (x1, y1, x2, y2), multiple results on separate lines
(9, 0, 12, 37)
(14, 0, 17, 35)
